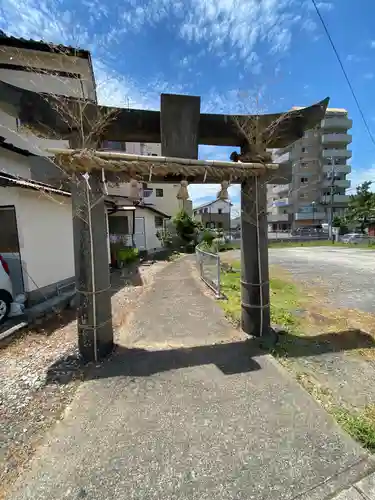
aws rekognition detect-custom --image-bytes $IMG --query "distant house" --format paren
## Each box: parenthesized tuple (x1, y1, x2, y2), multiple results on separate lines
(193, 199, 231, 230)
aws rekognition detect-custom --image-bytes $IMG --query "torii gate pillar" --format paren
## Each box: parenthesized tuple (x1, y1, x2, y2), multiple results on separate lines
(240, 147, 271, 337)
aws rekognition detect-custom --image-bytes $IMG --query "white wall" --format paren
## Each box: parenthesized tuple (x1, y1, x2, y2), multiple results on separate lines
(0, 46, 95, 99)
(194, 199, 231, 215)
(136, 208, 163, 252)
(0, 186, 74, 292)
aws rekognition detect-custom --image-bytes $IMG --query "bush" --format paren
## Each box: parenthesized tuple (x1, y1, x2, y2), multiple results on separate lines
(117, 247, 139, 265)
(172, 210, 200, 249)
(156, 229, 173, 248)
(201, 229, 216, 246)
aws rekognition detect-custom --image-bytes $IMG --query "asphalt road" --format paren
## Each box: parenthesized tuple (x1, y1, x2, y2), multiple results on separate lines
(231, 247, 375, 313)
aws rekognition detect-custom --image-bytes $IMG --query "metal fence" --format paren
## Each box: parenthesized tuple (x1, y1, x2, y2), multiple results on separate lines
(195, 244, 221, 297)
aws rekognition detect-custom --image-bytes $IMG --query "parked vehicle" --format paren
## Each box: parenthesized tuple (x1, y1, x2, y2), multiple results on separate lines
(340, 233, 369, 244)
(0, 255, 14, 325)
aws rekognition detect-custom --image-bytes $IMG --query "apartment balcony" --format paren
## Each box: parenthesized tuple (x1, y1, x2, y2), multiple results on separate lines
(322, 149, 352, 159)
(271, 184, 290, 194)
(295, 212, 326, 221)
(322, 133, 352, 145)
(322, 179, 351, 189)
(321, 117, 352, 130)
(320, 194, 350, 204)
(272, 198, 291, 207)
(274, 151, 291, 164)
(322, 164, 351, 175)
(268, 214, 289, 222)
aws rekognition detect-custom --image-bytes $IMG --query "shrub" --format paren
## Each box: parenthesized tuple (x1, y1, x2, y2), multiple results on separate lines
(117, 247, 139, 265)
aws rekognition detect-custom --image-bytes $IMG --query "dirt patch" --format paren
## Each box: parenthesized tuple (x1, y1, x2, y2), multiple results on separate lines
(0, 260, 169, 499)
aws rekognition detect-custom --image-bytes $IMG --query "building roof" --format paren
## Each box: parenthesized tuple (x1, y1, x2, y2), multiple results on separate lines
(0, 171, 70, 197)
(0, 171, 172, 219)
(0, 124, 51, 157)
(0, 30, 90, 59)
(193, 199, 231, 211)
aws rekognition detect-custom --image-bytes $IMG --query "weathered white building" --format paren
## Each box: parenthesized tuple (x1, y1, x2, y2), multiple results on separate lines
(0, 32, 173, 305)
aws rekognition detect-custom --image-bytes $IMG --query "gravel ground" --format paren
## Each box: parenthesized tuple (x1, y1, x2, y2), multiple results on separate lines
(224, 247, 375, 313)
(0, 260, 169, 499)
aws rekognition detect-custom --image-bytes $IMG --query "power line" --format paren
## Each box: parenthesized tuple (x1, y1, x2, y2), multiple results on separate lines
(311, 0, 375, 148)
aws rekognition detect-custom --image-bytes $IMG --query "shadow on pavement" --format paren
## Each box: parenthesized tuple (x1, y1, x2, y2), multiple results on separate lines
(45, 329, 375, 386)
(277, 328, 375, 357)
(46, 340, 262, 385)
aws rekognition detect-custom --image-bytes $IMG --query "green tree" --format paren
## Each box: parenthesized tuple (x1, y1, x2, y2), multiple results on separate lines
(172, 210, 200, 250)
(346, 181, 375, 233)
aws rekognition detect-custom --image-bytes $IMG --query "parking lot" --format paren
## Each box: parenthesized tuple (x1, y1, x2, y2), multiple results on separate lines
(229, 247, 375, 313)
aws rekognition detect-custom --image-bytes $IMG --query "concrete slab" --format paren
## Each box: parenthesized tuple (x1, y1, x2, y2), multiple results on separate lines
(7, 257, 375, 500)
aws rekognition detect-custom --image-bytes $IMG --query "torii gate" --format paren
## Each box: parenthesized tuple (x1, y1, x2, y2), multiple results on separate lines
(0, 81, 329, 361)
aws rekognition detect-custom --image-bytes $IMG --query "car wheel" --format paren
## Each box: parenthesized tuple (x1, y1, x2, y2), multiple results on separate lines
(0, 291, 11, 325)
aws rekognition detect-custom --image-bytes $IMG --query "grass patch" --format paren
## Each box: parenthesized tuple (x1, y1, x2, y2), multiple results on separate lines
(220, 260, 301, 331)
(269, 240, 375, 249)
(333, 407, 375, 452)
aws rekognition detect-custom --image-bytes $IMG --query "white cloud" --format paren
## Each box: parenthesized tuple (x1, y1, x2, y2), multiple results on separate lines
(179, 0, 311, 57)
(370, 40, 375, 49)
(346, 54, 365, 63)
(348, 166, 375, 193)
(363, 72, 374, 80)
(315, 1, 334, 11)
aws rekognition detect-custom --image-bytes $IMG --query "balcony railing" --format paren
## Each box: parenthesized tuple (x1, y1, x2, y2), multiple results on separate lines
(271, 184, 290, 194)
(321, 117, 352, 130)
(320, 194, 350, 204)
(295, 212, 326, 221)
(267, 214, 289, 222)
(322, 133, 352, 145)
(322, 149, 352, 159)
(322, 164, 351, 174)
(322, 179, 351, 189)
(273, 198, 291, 207)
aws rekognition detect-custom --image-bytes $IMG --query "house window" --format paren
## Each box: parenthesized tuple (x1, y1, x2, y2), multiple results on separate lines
(299, 193, 308, 199)
(301, 177, 308, 184)
(302, 147, 306, 153)
(102, 140, 126, 151)
(156, 188, 163, 197)
(218, 208, 222, 214)
(217, 222, 223, 229)
(155, 216, 164, 228)
(204, 208, 208, 213)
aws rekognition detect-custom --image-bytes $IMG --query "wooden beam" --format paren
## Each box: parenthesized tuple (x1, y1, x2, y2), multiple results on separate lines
(0, 81, 329, 148)
(160, 94, 200, 159)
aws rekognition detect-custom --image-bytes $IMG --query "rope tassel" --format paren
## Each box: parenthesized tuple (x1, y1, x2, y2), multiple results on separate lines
(129, 179, 140, 200)
(176, 180, 189, 200)
(217, 180, 229, 200)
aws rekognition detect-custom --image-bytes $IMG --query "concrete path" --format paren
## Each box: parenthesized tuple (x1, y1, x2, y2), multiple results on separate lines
(7, 257, 375, 500)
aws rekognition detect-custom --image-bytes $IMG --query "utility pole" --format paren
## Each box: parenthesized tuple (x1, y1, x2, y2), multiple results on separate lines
(328, 158, 336, 241)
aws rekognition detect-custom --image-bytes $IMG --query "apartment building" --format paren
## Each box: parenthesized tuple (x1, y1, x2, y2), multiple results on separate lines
(103, 140, 192, 216)
(268, 107, 352, 231)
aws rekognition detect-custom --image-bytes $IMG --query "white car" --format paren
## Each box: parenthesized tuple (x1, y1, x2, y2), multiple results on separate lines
(0, 255, 14, 325)
(341, 233, 369, 244)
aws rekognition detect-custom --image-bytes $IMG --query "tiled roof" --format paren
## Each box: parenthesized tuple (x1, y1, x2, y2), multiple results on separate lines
(0, 30, 90, 58)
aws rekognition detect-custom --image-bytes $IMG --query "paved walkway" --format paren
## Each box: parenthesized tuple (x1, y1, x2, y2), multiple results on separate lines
(8, 257, 375, 500)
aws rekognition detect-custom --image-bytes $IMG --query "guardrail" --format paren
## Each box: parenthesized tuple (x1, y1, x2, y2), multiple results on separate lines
(195, 244, 221, 298)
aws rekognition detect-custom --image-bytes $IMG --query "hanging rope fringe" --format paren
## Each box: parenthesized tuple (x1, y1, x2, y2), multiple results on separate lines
(217, 180, 229, 200)
(129, 179, 140, 199)
(176, 180, 189, 200)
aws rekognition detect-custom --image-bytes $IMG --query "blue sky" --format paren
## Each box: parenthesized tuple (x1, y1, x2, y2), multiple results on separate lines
(1, 0, 375, 215)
